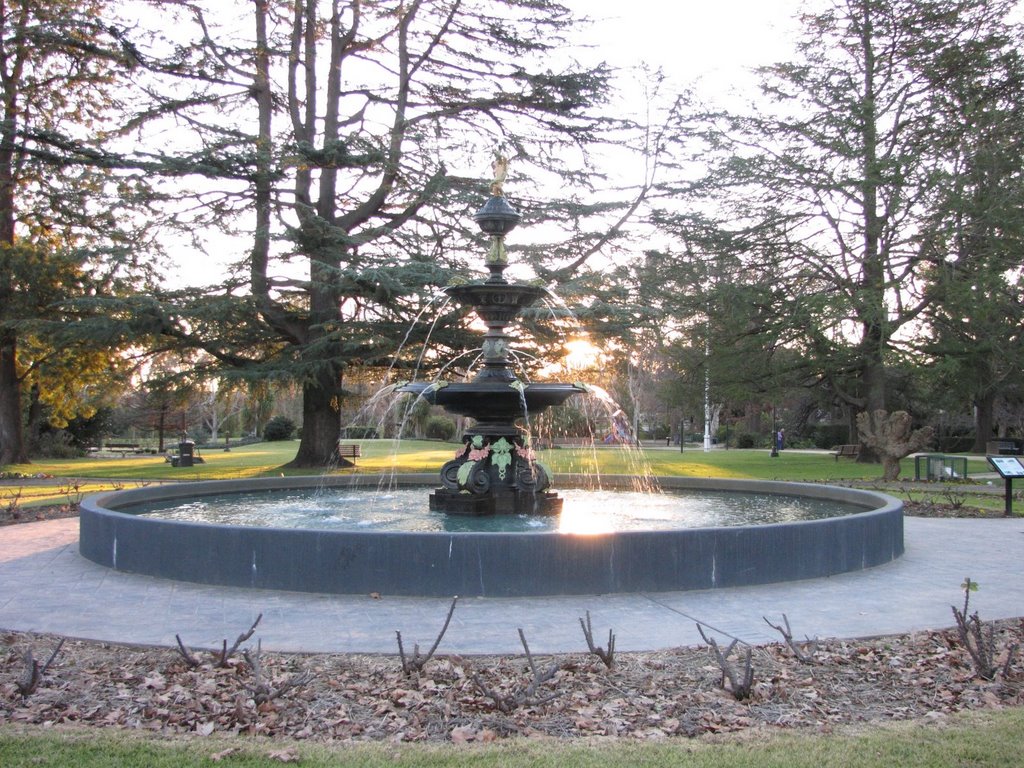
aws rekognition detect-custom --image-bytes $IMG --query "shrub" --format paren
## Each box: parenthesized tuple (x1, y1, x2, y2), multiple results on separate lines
(938, 434, 975, 453)
(31, 430, 84, 459)
(735, 432, 757, 449)
(263, 415, 297, 441)
(342, 426, 379, 439)
(812, 424, 851, 449)
(424, 415, 457, 441)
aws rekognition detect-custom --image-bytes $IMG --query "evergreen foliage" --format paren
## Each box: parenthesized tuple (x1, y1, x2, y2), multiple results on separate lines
(112, 0, 635, 467)
(263, 415, 297, 442)
(641, 0, 1024, 450)
(0, 0, 161, 464)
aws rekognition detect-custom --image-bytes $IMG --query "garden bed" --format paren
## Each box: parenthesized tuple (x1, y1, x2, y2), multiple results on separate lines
(1, 620, 1021, 744)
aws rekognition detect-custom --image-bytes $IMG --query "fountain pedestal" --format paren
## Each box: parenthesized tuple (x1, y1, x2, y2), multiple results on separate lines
(432, 433, 561, 515)
(398, 189, 583, 515)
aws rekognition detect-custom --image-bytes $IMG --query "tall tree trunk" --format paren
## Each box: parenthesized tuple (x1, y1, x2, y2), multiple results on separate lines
(0, 330, 26, 464)
(854, 2, 886, 464)
(0, 110, 22, 464)
(156, 403, 168, 453)
(0, 44, 22, 465)
(284, 1, 353, 468)
(973, 390, 995, 453)
(25, 382, 43, 452)
(288, 367, 349, 468)
(855, 343, 886, 464)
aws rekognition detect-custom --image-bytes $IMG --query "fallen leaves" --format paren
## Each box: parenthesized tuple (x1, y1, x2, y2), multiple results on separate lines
(450, 724, 497, 743)
(0, 620, 1022, 746)
(196, 721, 215, 736)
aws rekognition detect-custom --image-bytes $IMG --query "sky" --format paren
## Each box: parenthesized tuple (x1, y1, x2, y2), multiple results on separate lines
(161, 0, 809, 286)
(561, 0, 805, 104)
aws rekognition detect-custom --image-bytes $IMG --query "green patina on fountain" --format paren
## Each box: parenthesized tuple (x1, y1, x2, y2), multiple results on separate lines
(398, 159, 585, 515)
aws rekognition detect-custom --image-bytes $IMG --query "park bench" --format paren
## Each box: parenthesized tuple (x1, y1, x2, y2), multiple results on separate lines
(337, 444, 362, 464)
(986, 440, 1021, 455)
(104, 442, 142, 457)
(831, 444, 860, 461)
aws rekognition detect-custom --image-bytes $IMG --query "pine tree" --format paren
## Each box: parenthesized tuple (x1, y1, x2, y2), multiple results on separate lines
(129, 0, 623, 467)
(0, 0, 155, 464)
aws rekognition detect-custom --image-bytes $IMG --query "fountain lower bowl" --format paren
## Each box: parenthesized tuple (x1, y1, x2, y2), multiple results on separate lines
(80, 475, 903, 598)
(398, 381, 585, 423)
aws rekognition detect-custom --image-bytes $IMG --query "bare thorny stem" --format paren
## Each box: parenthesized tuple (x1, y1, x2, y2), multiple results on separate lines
(219, 613, 263, 666)
(950, 579, 1016, 681)
(58, 480, 84, 508)
(471, 628, 562, 713)
(763, 613, 818, 663)
(16, 638, 65, 699)
(3, 487, 23, 516)
(697, 624, 754, 700)
(579, 610, 616, 669)
(175, 613, 263, 668)
(397, 596, 458, 677)
(242, 639, 313, 705)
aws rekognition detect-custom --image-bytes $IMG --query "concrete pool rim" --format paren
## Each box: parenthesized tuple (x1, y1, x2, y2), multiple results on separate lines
(79, 474, 904, 598)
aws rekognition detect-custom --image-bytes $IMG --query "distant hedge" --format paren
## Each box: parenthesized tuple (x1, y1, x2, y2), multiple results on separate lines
(424, 415, 456, 441)
(263, 416, 297, 441)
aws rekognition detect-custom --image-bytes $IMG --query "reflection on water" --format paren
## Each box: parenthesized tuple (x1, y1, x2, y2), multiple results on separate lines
(129, 487, 862, 535)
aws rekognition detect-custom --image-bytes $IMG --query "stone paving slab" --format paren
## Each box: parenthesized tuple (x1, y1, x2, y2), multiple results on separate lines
(0, 516, 1021, 655)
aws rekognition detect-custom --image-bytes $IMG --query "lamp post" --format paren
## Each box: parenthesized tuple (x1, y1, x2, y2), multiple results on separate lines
(770, 406, 779, 458)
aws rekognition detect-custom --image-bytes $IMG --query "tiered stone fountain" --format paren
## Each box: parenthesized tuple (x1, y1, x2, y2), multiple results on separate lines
(399, 171, 585, 515)
(79, 161, 905, 598)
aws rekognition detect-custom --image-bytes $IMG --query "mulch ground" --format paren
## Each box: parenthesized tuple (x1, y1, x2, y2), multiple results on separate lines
(1, 497, 1022, 745)
(1, 621, 1022, 744)
(0, 504, 79, 527)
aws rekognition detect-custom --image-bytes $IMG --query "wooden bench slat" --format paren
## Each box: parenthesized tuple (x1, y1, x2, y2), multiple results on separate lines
(831, 444, 860, 461)
(337, 444, 361, 462)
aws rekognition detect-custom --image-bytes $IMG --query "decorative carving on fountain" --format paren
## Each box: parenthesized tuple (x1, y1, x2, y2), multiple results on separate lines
(398, 161, 584, 515)
(435, 432, 557, 515)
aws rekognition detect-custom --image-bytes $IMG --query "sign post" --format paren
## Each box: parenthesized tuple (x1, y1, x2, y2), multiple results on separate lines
(986, 456, 1024, 517)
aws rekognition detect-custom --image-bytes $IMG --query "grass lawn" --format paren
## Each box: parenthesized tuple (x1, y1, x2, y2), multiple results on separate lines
(1, 440, 1010, 513)
(2, 708, 1023, 767)
(0, 439, 992, 481)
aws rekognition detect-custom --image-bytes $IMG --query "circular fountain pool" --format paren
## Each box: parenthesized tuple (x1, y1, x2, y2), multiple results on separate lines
(80, 474, 903, 597)
(129, 486, 865, 534)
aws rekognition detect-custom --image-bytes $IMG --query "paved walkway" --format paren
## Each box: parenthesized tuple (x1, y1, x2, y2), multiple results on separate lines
(1, 515, 1022, 655)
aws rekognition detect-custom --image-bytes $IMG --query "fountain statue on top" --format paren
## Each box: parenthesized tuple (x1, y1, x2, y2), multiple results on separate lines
(398, 156, 586, 515)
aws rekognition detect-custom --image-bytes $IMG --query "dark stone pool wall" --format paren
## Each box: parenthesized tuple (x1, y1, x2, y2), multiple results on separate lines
(79, 475, 903, 598)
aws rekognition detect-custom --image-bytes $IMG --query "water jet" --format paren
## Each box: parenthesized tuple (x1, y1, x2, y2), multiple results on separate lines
(396, 180, 584, 515)
(79, 163, 904, 597)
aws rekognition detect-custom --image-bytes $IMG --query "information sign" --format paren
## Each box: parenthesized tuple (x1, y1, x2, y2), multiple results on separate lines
(986, 455, 1023, 516)
(988, 456, 1024, 478)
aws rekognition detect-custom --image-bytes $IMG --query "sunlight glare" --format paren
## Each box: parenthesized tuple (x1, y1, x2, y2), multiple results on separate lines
(557, 503, 614, 535)
(562, 338, 604, 370)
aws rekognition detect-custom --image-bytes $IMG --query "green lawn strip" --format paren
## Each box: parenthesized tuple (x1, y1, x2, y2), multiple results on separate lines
(0, 441, 998, 484)
(895, 489, 1020, 516)
(2, 709, 1022, 767)
(1, 440, 453, 482)
(0, 481, 133, 509)
(1, 443, 302, 482)
(3, 443, 1011, 517)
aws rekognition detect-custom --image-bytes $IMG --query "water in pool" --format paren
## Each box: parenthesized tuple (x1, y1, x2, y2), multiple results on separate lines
(133, 487, 862, 534)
